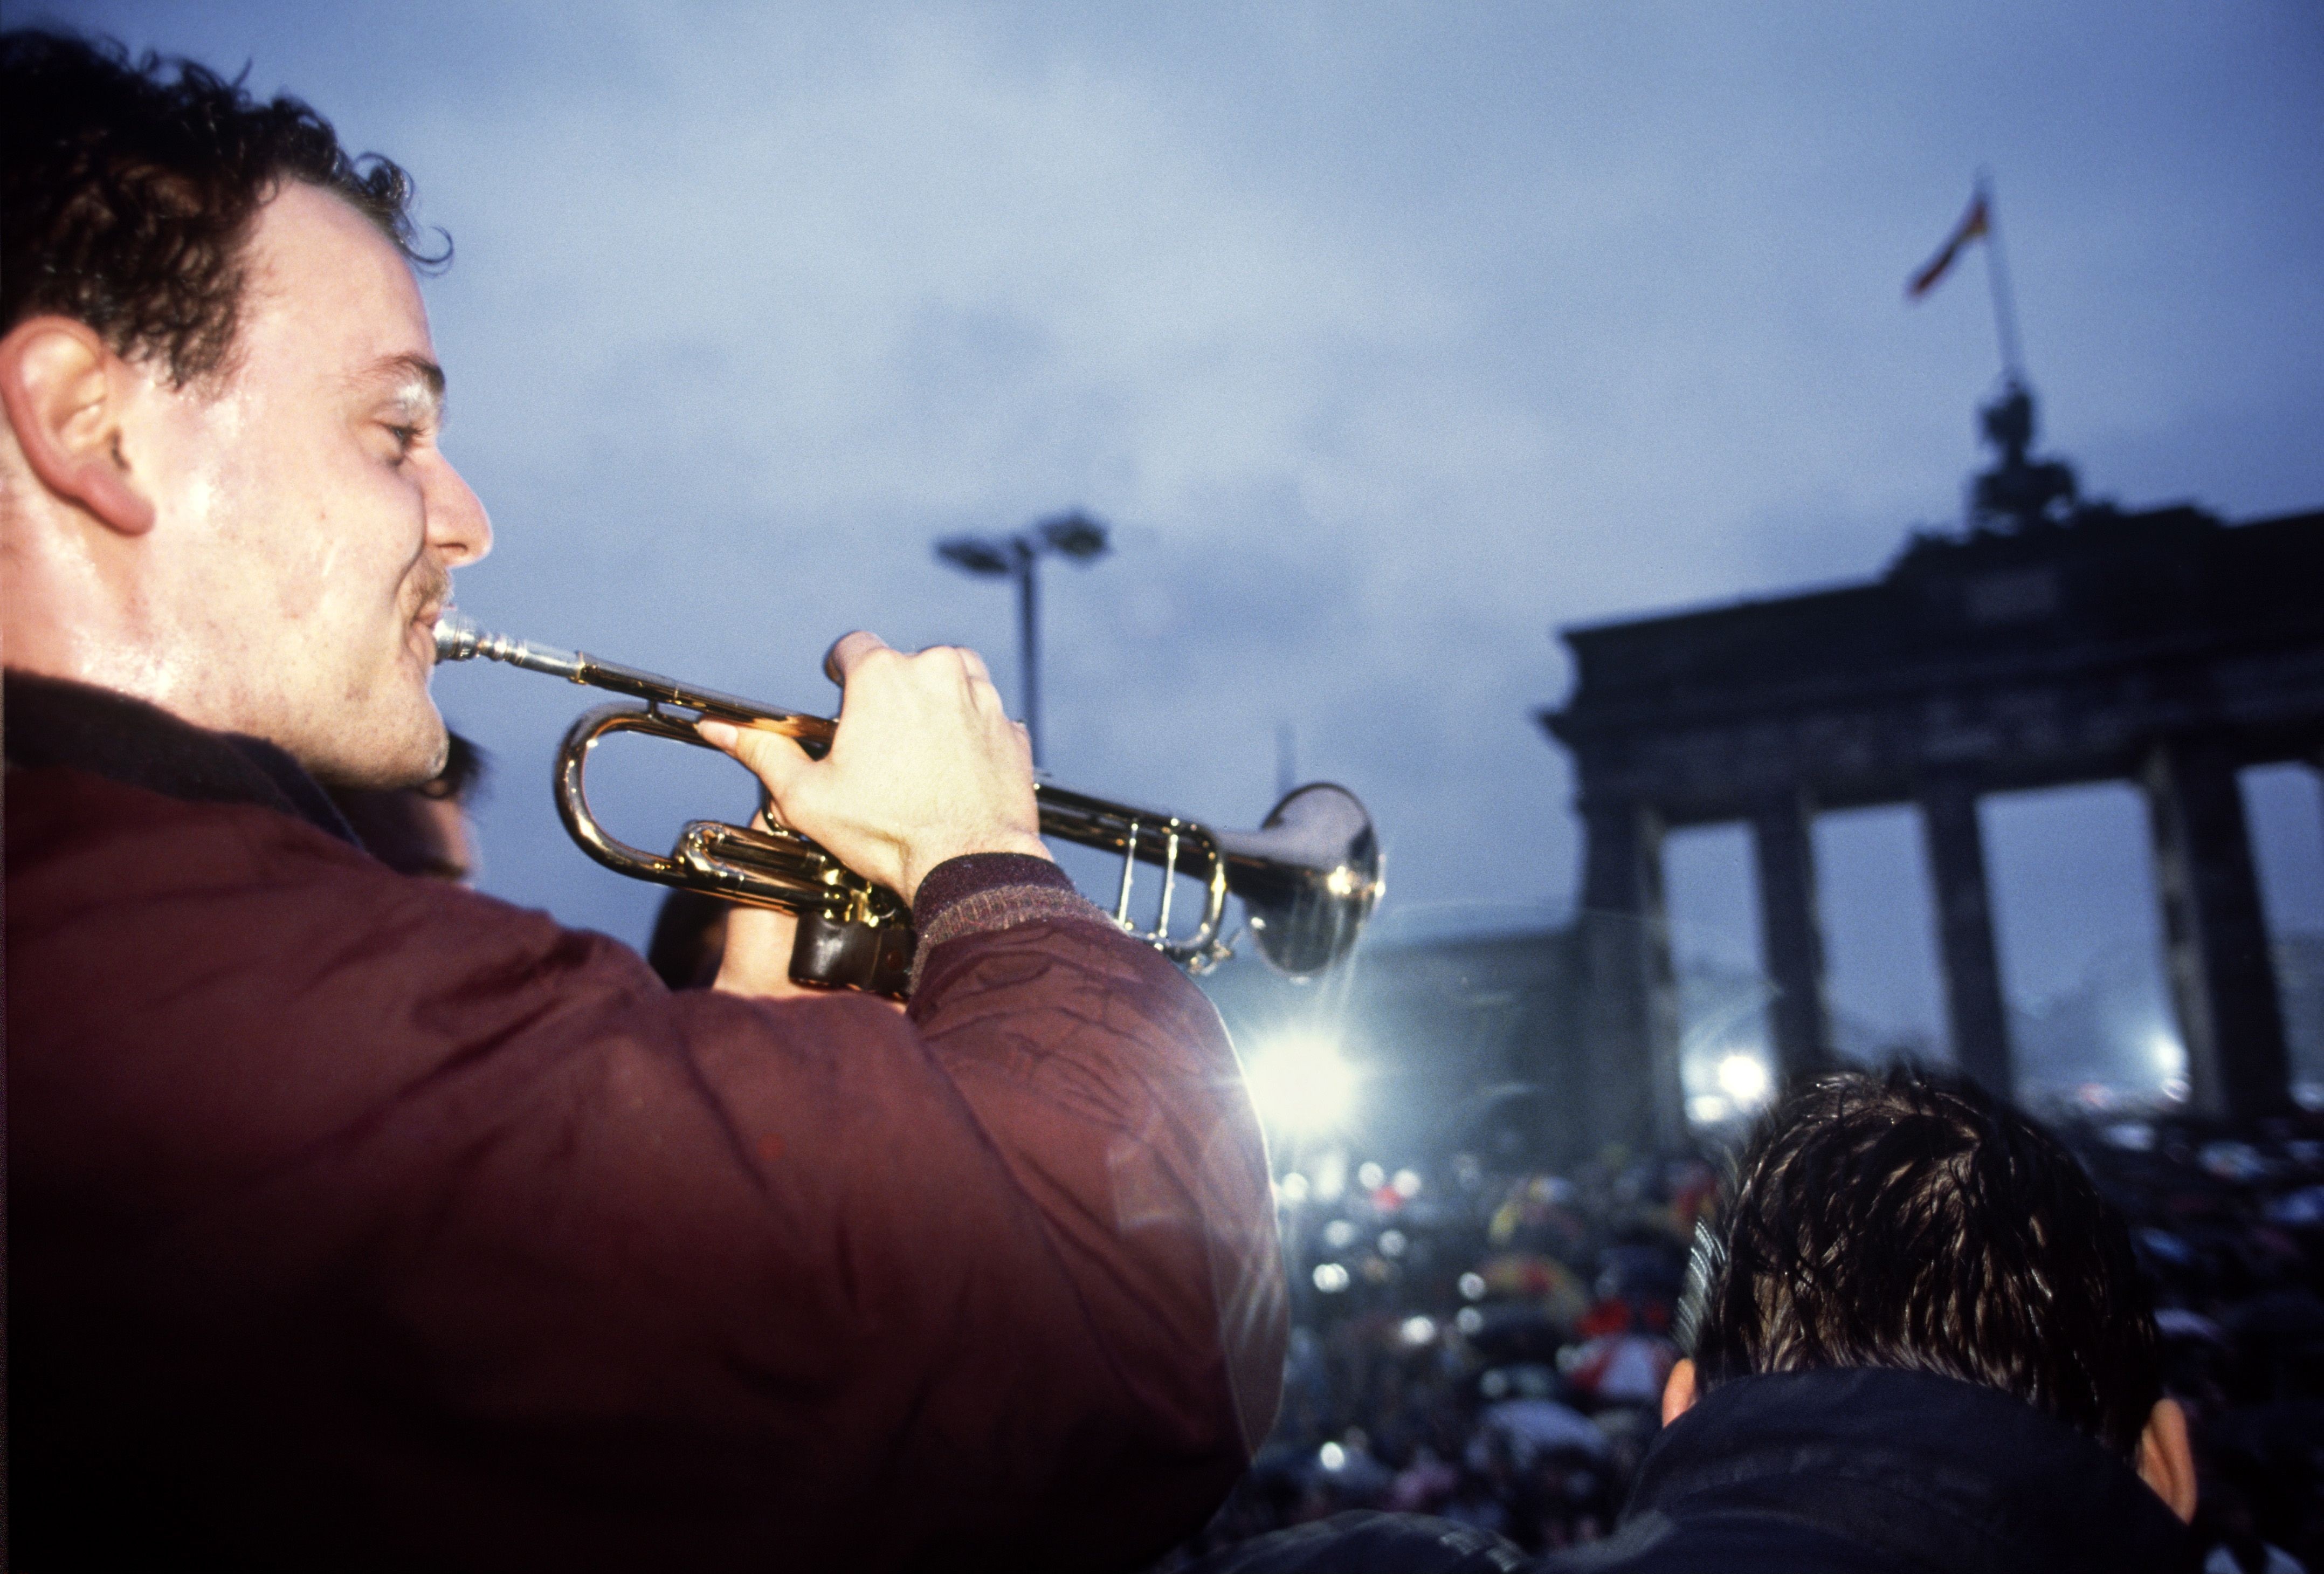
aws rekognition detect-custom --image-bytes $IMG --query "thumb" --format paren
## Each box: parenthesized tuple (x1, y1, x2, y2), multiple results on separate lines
(698, 718, 818, 813)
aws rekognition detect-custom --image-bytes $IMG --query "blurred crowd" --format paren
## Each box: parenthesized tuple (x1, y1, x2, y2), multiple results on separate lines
(1159, 1108, 2324, 1570)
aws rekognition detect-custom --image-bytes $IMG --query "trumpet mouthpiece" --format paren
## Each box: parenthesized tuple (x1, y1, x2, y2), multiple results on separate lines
(433, 609, 483, 663)
(427, 613, 587, 681)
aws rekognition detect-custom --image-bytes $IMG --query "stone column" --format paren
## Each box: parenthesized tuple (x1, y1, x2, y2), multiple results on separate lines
(2143, 735, 2292, 1120)
(1918, 776, 2015, 1098)
(1751, 790, 1832, 1085)
(1576, 795, 1687, 1154)
(2314, 746, 2324, 853)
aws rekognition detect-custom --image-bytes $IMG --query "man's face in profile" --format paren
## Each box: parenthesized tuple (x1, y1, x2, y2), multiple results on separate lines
(137, 181, 492, 786)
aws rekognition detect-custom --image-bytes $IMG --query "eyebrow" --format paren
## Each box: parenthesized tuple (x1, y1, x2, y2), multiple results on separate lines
(356, 353, 449, 425)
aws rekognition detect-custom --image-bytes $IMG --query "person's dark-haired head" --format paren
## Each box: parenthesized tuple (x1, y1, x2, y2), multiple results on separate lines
(2, 26, 491, 789)
(647, 887, 734, 991)
(329, 732, 487, 882)
(1, 28, 442, 388)
(1668, 1065, 2196, 1517)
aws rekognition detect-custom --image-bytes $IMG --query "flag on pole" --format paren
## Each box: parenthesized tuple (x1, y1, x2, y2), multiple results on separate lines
(1907, 190, 1990, 299)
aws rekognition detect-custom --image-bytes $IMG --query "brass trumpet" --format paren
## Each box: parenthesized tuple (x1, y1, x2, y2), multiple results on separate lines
(433, 614, 1382, 996)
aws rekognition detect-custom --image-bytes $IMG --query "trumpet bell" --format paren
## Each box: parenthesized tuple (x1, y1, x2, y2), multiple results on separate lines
(1218, 784, 1383, 978)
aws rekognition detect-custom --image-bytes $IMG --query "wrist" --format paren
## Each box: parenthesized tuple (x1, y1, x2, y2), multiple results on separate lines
(911, 848, 1078, 932)
(900, 832, 1050, 908)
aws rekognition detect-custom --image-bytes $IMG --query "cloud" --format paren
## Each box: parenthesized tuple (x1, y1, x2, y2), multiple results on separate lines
(54, 0, 2324, 1018)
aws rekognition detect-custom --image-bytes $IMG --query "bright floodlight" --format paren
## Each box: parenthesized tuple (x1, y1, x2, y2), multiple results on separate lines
(2146, 1029, 2185, 1077)
(1244, 1030, 1355, 1134)
(1716, 1053, 1771, 1108)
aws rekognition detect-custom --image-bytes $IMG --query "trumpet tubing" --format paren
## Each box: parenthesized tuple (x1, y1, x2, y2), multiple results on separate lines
(433, 614, 1382, 995)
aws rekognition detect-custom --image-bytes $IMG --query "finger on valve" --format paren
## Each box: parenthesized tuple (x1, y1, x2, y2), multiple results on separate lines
(823, 630, 891, 687)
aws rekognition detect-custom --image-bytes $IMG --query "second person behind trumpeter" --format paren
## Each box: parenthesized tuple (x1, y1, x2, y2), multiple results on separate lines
(1189, 1065, 2201, 1574)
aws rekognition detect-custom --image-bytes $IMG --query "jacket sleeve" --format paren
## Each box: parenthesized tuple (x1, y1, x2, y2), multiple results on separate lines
(4, 778, 1287, 1572)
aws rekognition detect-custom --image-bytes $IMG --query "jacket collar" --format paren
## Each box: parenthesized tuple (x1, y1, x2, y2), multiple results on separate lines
(1630, 1366, 2196, 1574)
(4, 669, 358, 846)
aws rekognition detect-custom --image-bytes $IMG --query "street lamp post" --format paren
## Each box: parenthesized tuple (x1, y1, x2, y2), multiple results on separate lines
(935, 511, 1111, 767)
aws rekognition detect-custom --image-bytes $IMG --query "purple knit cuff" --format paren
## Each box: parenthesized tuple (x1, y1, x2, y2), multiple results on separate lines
(909, 852, 1114, 987)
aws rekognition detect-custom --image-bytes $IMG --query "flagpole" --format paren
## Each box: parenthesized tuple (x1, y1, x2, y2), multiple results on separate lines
(1977, 168, 2026, 383)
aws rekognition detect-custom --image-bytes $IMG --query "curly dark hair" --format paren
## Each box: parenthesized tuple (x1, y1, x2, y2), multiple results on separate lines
(1, 29, 446, 387)
(1679, 1065, 2163, 1460)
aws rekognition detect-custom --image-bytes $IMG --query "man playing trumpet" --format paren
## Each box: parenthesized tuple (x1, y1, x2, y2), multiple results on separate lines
(1, 30, 1285, 1571)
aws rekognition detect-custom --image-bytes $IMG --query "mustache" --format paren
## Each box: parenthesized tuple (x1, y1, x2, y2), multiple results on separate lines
(406, 560, 454, 623)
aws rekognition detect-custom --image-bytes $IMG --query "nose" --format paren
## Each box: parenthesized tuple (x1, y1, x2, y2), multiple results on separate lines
(425, 451, 493, 567)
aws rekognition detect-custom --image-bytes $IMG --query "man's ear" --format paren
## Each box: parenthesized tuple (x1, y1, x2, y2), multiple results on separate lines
(2137, 1397, 2197, 1524)
(1661, 1358, 1697, 1426)
(0, 316, 157, 535)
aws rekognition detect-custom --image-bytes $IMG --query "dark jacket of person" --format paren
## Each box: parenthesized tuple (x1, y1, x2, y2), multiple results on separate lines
(4, 671, 1286, 1573)
(1539, 1366, 2199, 1574)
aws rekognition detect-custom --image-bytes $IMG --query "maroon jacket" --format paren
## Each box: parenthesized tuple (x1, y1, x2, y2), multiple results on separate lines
(4, 673, 1286, 1572)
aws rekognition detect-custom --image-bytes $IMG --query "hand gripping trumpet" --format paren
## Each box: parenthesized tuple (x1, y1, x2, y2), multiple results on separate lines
(433, 613, 1383, 997)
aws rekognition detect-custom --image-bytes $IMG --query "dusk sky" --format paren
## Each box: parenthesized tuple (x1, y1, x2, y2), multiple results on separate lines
(47, 1, 2324, 1080)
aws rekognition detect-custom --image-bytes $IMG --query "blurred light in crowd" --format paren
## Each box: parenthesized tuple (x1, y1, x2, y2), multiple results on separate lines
(1458, 1271, 1487, 1301)
(1319, 1441, 1347, 1472)
(1377, 1229, 1408, 1258)
(1357, 1161, 1386, 1191)
(1278, 1171, 1311, 1204)
(1456, 1307, 1485, 1336)
(1399, 1315, 1437, 1346)
(1392, 1168, 1423, 1198)
(2147, 1029, 2186, 1077)
(1687, 1094, 1733, 1125)
(2200, 1140, 2268, 1183)
(1314, 1150, 1348, 1201)
(1716, 1053, 1771, 1108)
(1313, 1262, 1351, 1293)
(1244, 1032, 1355, 1133)
(1323, 1219, 1359, 1250)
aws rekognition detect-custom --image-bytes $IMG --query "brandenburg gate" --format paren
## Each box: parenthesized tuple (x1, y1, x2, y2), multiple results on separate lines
(1542, 389, 2324, 1147)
